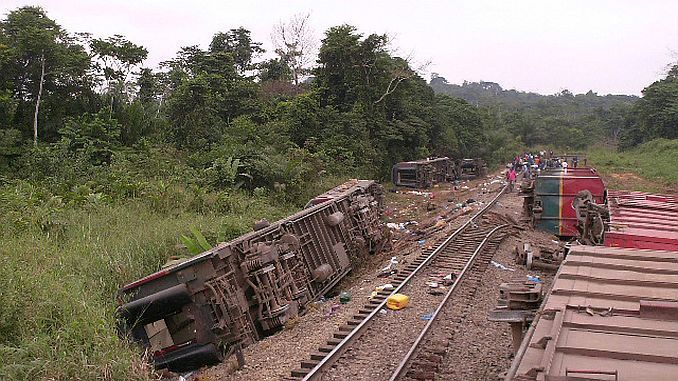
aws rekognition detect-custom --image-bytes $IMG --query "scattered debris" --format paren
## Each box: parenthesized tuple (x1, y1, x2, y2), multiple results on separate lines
(386, 293, 410, 310)
(339, 291, 352, 304)
(489, 279, 545, 353)
(408, 190, 434, 197)
(375, 283, 394, 292)
(378, 256, 399, 277)
(514, 241, 565, 271)
(491, 260, 515, 271)
(442, 273, 456, 285)
(324, 304, 341, 317)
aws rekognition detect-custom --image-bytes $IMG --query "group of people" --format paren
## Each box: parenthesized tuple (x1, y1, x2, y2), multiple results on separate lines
(505, 151, 586, 192)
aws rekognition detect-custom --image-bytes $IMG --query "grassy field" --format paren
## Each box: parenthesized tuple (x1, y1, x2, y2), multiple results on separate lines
(0, 188, 300, 380)
(587, 138, 678, 193)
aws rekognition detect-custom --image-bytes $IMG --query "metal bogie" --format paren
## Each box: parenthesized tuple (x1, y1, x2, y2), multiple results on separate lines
(117, 180, 386, 371)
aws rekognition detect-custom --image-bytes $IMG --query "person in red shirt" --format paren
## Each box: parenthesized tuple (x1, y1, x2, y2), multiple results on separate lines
(507, 168, 517, 192)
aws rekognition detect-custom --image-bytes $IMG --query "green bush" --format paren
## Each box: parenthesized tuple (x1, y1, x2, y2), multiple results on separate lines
(0, 181, 299, 380)
(588, 138, 678, 191)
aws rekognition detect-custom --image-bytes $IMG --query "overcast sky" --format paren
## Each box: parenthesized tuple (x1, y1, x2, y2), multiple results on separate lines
(3, 0, 677, 96)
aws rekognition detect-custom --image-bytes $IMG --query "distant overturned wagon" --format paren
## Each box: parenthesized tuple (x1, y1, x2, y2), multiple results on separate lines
(391, 157, 487, 188)
(117, 180, 387, 372)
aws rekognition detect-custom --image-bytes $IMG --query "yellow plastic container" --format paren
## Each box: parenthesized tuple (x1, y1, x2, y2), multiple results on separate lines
(386, 293, 410, 310)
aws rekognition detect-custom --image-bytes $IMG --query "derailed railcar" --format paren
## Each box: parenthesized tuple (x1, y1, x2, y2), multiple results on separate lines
(577, 189, 678, 249)
(391, 157, 452, 188)
(391, 157, 487, 188)
(117, 180, 386, 371)
(457, 158, 488, 179)
(526, 167, 606, 238)
(505, 245, 678, 381)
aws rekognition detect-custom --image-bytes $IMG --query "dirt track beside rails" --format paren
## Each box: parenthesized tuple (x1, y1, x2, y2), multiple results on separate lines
(436, 191, 555, 381)
(184, 174, 557, 381)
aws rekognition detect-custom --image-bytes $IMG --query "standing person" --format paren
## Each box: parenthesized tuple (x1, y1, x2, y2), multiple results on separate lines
(507, 168, 517, 192)
(523, 163, 530, 179)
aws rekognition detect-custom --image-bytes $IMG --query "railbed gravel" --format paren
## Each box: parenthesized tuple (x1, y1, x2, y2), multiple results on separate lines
(435, 190, 555, 381)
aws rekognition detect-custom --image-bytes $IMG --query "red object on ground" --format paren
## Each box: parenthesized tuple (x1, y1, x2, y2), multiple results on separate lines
(605, 190, 678, 251)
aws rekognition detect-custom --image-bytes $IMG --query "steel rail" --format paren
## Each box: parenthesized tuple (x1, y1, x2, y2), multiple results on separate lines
(300, 186, 507, 381)
(388, 223, 509, 381)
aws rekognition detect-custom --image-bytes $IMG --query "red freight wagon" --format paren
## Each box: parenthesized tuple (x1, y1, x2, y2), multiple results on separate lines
(532, 167, 606, 237)
(604, 190, 678, 251)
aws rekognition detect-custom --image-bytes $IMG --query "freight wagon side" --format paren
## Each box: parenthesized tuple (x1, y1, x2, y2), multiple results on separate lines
(604, 190, 678, 250)
(531, 167, 605, 238)
(505, 245, 678, 381)
(117, 180, 386, 371)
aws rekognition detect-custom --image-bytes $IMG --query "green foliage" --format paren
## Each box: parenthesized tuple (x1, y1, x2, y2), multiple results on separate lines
(0, 6, 95, 142)
(431, 78, 637, 149)
(0, 148, 298, 380)
(204, 156, 249, 189)
(620, 65, 678, 149)
(90, 34, 148, 83)
(588, 138, 678, 192)
(58, 112, 121, 165)
(180, 226, 213, 255)
(3, 6, 673, 380)
(209, 27, 264, 74)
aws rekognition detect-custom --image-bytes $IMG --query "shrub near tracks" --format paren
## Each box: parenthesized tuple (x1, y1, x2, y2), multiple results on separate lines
(588, 139, 678, 192)
(0, 185, 296, 380)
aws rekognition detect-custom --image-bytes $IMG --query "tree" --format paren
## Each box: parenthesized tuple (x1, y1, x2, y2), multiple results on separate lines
(0, 6, 91, 145)
(271, 13, 316, 85)
(620, 63, 678, 149)
(258, 58, 292, 82)
(90, 34, 148, 117)
(209, 27, 264, 75)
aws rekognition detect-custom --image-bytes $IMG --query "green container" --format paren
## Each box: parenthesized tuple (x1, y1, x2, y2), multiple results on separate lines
(339, 291, 352, 304)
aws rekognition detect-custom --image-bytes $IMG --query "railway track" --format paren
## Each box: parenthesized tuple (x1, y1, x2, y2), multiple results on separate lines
(287, 187, 516, 381)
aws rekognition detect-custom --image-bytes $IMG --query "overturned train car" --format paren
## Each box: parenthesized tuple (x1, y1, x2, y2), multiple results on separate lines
(523, 167, 606, 238)
(117, 180, 386, 372)
(391, 157, 487, 188)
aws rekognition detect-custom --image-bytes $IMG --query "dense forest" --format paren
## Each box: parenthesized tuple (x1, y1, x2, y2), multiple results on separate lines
(430, 69, 678, 149)
(430, 77, 637, 148)
(1, 6, 677, 381)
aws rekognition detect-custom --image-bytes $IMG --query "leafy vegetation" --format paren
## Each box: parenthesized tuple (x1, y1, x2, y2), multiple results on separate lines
(588, 139, 678, 192)
(619, 66, 678, 148)
(430, 77, 638, 149)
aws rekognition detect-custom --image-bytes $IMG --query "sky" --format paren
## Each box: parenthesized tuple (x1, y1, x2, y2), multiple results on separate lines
(2, 0, 677, 96)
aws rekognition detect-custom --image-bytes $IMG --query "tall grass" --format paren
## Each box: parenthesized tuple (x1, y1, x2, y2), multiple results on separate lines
(0, 195, 296, 380)
(587, 138, 678, 192)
